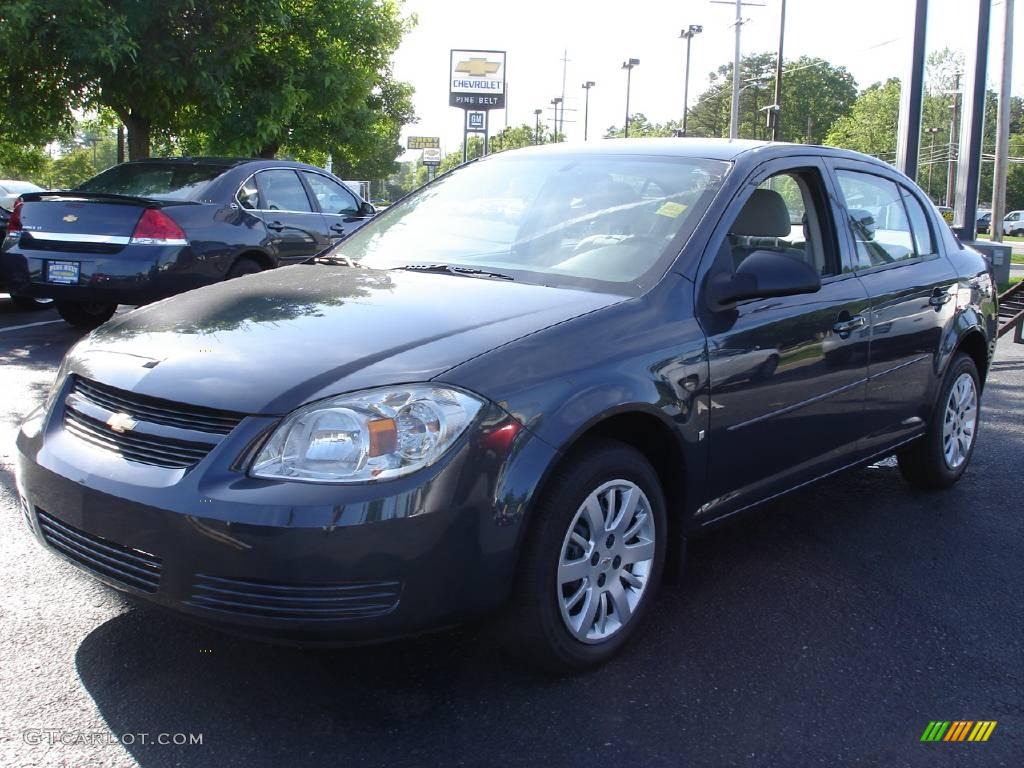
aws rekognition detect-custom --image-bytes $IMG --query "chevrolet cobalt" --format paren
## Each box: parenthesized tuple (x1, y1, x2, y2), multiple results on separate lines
(16, 140, 996, 671)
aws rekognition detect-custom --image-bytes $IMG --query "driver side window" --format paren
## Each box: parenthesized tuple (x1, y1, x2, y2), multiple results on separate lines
(723, 169, 838, 279)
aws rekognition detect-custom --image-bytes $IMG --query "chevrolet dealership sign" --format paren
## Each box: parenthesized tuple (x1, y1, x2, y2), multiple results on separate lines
(449, 49, 506, 109)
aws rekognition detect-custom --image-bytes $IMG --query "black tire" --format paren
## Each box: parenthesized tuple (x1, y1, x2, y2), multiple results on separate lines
(897, 353, 981, 490)
(9, 294, 52, 311)
(502, 439, 668, 673)
(226, 257, 263, 279)
(55, 300, 117, 330)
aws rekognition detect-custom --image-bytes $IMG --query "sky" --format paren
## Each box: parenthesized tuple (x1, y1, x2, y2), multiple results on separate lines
(391, 0, 1022, 159)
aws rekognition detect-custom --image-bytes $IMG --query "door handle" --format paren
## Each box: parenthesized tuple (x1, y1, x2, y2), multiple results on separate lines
(832, 315, 866, 335)
(929, 290, 953, 307)
(266, 220, 286, 232)
(330, 223, 346, 233)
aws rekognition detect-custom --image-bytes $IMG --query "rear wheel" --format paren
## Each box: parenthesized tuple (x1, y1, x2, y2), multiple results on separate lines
(503, 439, 667, 672)
(55, 300, 117, 329)
(226, 257, 263, 280)
(897, 353, 980, 489)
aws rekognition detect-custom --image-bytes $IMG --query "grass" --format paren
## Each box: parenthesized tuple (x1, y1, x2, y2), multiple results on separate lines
(998, 276, 1022, 294)
(1012, 254, 1024, 265)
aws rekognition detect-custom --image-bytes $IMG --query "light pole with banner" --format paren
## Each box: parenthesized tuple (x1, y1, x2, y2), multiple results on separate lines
(450, 49, 506, 164)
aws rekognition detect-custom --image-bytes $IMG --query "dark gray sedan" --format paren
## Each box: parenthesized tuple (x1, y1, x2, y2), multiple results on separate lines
(15, 140, 997, 671)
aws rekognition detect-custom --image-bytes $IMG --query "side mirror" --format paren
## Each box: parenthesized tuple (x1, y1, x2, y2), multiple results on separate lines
(360, 201, 376, 217)
(708, 249, 822, 309)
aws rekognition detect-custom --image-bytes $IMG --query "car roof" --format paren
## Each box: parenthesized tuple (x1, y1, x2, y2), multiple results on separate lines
(493, 138, 893, 167)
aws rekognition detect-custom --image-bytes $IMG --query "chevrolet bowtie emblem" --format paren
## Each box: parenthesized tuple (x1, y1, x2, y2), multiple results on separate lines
(106, 412, 138, 433)
(62, 214, 78, 223)
(455, 58, 500, 77)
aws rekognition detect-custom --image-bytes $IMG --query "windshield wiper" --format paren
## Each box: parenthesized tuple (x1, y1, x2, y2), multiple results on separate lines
(394, 263, 515, 281)
(311, 253, 361, 267)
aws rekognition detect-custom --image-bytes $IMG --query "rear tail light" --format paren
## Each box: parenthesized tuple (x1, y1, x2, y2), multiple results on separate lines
(6, 200, 23, 234)
(130, 209, 187, 245)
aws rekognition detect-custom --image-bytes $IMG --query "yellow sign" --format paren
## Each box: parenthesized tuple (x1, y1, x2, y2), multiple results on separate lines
(656, 201, 687, 218)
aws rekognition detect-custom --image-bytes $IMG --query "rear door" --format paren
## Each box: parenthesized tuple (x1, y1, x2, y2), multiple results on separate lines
(696, 158, 872, 517)
(300, 171, 373, 242)
(825, 162, 958, 453)
(253, 169, 330, 263)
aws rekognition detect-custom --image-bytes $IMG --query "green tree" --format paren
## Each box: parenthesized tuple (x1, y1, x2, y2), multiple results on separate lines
(604, 113, 682, 139)
(824, 78, 902, 157)
(0, 0, 415, 166)
(490, 124, 542, 152)
(686, 54, 856, 143)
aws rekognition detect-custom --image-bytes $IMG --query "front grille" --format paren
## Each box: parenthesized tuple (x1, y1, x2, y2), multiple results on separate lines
(64, 408, 212, 468)
(37, 510, 162, 593)
(71, 377, 244, 436)
(186, 575, 402, 622)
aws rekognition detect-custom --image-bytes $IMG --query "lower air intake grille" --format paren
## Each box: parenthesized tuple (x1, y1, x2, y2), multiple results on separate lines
(37, 510, 162, 593)
(186, 575, 402, 622)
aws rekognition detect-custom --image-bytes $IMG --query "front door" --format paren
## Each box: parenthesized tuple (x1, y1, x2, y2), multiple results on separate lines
(696, 160, 872, 519)
(300, 171, 373, 242)
(827, 162, 958, 452)
(254, 169, 331, 263)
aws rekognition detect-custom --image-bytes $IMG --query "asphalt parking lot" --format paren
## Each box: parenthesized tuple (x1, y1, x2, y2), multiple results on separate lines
(1, 294, 1021, 768)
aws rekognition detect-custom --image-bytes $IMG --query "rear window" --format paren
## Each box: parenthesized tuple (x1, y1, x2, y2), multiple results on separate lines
(76, 163, 228, 200)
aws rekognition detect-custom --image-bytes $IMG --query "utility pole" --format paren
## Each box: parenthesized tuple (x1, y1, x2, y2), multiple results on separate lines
(992, 0, 1014, 241)
(560, 49, 570, 139)
(945, 72, 961, 209)
(712, 0, 764, 140)
(925, 127, 941, 200)
(680, 25, 703, 137)
(896, 0, 929, 181)
(534, 108, 542, 144)
(770, 0, 785, 141)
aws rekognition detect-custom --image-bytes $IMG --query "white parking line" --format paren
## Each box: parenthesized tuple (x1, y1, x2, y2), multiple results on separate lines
(0, 319, 64, 333)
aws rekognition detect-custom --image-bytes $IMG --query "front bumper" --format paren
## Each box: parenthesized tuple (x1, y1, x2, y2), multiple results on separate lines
(0, 238, 208, 303)
(15, 399, 549, 645)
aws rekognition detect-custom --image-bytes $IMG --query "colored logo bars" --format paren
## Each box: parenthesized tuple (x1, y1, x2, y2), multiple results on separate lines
(920, 721, 997, 742)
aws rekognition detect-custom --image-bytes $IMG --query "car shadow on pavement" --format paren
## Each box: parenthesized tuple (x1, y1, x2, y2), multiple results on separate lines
(70, 456, 1022, 768)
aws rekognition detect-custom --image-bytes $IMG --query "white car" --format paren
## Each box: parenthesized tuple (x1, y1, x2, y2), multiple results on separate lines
(1003, 209, 1024, 236)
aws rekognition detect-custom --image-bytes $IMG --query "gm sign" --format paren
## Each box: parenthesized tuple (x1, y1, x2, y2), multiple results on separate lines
(450, 49, 506, 109)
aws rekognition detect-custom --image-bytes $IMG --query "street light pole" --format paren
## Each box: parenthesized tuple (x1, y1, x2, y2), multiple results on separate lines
(551, 97, 563, 141)
(582, 81, 596, 141)
(534, 108, 543, 144)
(622, 58, 639, 137)
(679, 25, 703, 137)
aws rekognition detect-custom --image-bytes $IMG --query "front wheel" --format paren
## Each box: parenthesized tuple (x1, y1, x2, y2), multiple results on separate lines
(9, 294, 53, 311)
(55, 300, 117, 329)
(897, 353, 981, 489)
(503, 439, 667, 672)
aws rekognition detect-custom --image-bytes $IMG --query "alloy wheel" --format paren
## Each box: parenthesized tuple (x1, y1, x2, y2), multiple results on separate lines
(556, 480, 656, 644)
(942, 372, 978, 470)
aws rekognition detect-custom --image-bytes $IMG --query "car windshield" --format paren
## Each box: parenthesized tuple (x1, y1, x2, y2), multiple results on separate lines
(76, 162, 228, 200)
(331, 151, 730, 294)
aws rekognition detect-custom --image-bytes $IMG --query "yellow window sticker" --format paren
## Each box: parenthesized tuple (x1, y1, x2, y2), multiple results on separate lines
(656, 201, 687, 218)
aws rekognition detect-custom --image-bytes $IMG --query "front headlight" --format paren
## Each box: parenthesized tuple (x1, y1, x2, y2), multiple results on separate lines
(250, 384, 485, 483)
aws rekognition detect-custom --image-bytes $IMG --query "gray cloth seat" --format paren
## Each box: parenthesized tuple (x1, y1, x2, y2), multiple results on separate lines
(728, 188, 806, 269)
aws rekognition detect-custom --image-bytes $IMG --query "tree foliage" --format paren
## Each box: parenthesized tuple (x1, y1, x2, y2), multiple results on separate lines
(0, 0, 416, 170)
(684, 54, 857, 142)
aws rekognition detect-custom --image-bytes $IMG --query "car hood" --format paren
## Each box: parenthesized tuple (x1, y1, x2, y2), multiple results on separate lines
(69, 264, 622, 414)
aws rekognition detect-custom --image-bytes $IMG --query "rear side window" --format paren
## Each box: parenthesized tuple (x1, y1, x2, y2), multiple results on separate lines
(256, 170, 313, 212)
(835, 170, 917, 268)
(900, 187, 936, 256)
(77, 163, 226, 200)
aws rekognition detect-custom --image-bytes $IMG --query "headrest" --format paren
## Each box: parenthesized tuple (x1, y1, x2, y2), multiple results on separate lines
(730, 188, 791, 237)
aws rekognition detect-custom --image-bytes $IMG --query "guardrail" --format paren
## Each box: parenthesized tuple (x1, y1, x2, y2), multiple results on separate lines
(997, 280, 1024, 343)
